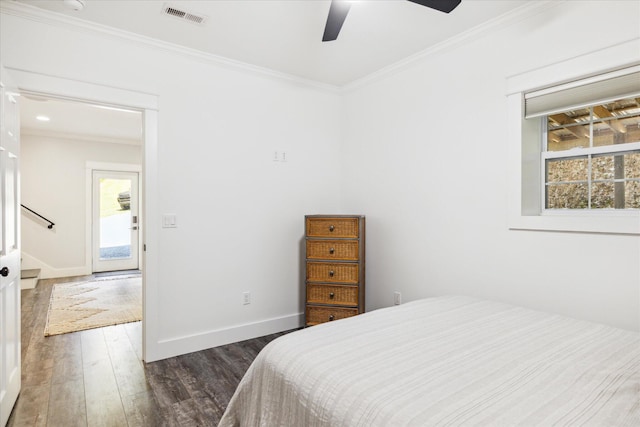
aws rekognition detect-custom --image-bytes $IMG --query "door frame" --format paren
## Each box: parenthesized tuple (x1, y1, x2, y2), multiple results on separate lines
(8, 67, 159, 362)
(88, 165, 142, 273)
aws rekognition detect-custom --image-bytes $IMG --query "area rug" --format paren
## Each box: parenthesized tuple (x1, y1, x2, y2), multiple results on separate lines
(44, 275, 142, 337)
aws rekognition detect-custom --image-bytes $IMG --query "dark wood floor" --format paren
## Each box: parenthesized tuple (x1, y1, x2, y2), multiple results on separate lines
(7, 274, 289, 427)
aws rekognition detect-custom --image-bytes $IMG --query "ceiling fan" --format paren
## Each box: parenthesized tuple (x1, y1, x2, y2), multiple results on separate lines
(322, 0, 462, 42)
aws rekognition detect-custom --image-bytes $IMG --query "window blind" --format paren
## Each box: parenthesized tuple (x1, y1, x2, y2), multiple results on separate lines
(524, 67, 640, 119)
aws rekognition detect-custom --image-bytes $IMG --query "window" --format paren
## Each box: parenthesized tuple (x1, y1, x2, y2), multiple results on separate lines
(543, 97, 640, 210)
(506, 41, 640, 235)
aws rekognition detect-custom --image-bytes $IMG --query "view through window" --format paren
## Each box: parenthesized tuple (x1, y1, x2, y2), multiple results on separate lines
(544, 96, 640, 209)
(99, 177, 132, 259)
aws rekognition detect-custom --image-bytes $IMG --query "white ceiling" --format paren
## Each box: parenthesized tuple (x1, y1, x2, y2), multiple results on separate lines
(13, 0, 527, 141)
(15, 0, 527, 87)
(20, 95, 143, 144)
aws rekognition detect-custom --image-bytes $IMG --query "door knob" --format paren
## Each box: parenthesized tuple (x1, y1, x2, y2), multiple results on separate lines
(0, 267, 9, 277)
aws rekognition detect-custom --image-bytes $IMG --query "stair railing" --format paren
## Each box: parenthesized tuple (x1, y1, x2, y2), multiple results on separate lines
(20, 204, 55, 229)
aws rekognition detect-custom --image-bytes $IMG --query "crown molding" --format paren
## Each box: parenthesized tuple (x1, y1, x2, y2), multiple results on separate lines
(0, 1, 341, 94)
(2, 0, 562, 95)
(342, 0, 560, 93)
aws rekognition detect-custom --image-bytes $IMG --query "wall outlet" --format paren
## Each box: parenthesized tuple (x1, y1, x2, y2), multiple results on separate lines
(243, 291, 251, 305)
(394, 291, 401, 305)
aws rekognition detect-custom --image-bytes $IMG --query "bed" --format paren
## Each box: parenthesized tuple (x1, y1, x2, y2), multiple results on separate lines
(218, 295, 640, 426)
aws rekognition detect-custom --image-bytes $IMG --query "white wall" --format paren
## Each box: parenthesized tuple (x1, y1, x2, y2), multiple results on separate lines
(0, 6, 343, 360)
(20, 135, 141, 277)
(341, 0, 640, 331)
(2, 1, 638, 364)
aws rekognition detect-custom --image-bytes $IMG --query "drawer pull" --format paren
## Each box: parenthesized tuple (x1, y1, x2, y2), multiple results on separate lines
(329, 225, 335, 232)
(329, 292, 335, 299)
(329, 270, 334, 277)
(329, 247, 335, 254)
(329, 314, 335, 321)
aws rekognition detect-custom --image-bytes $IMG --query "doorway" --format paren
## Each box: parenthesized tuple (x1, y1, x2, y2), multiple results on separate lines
(9, 66, 159, 362)
(92, 170, 140, 272)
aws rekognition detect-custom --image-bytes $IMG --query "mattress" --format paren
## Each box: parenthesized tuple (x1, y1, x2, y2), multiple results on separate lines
(218, 295, 640, 426)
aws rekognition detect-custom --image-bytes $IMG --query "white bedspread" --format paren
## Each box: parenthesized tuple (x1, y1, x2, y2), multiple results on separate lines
(218, 296, 640, 426)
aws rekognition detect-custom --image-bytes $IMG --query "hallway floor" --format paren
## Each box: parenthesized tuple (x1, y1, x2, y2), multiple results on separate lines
(7, 275, 288, 426)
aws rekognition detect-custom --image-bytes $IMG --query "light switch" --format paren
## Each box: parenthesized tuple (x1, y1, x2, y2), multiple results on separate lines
(162, 214, 177, 228)
(272, 150, 289, 162)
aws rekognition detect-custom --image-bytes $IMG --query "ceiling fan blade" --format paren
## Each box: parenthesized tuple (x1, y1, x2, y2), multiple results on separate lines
(407, 0, 461, 14)
(322, 0, 352, 42)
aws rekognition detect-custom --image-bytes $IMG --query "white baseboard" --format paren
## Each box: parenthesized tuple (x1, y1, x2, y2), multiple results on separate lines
(145, 312, 304, 362)
(21, 277, 39, 290)
(21, 251, 90, 279)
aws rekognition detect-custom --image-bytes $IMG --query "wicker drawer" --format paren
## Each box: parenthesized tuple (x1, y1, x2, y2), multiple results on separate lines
(306, 217, 360, 238)
(306, 262, 359, 284)
(306, 305, 358, 325)
(304, 215, 365, 327)
(306, 240, 359, 261)
(307, 284, 358, 306)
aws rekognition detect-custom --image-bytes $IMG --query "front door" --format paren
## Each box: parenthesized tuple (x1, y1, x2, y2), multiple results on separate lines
(0, 65, 21, 427)
(92, 170, 139, 272)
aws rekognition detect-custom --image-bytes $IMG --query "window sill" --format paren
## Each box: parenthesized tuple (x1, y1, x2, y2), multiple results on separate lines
(509, 211, 640, 235)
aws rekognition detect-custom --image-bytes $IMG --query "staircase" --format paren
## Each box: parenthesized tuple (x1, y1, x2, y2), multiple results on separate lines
(21, 268, 41, 290)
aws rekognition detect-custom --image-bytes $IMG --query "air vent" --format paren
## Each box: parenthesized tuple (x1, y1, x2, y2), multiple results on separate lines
(162, 4, 207, 25)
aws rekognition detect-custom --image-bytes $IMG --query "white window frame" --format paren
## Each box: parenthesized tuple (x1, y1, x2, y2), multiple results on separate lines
(506, 39, 640, 235)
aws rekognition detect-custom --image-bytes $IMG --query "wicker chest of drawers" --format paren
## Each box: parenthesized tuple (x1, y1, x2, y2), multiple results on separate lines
(305, 215, 365, 326)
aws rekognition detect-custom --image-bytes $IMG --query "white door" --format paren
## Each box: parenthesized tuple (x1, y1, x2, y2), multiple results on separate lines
(92, 170, 139, 272)
(0, 65, 21, 427)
